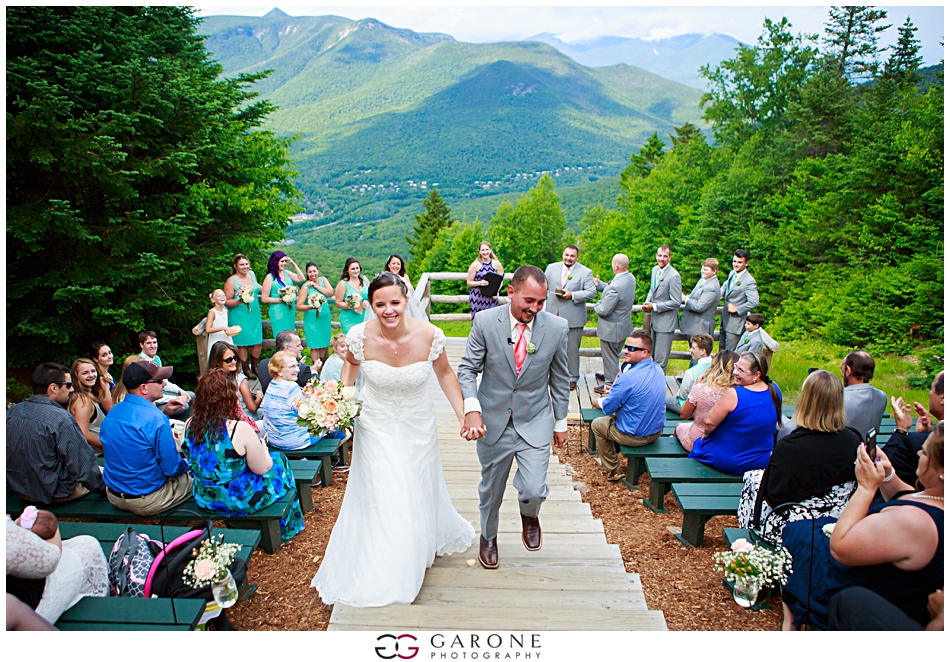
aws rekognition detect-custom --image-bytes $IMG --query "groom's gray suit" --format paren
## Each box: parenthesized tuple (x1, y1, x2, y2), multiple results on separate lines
(457, 305, 570, 541)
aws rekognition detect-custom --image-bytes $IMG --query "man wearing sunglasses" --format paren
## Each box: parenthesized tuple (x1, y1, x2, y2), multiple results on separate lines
(7, 363, 105, 503)
(590, 331, 666, 481)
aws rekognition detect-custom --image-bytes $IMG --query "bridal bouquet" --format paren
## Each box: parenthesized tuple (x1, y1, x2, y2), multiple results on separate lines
(308, 292, 326, 314)
(296, 379, 361, 436)
(345, 292, 363, 310)
(713, 538, 792, 596)
(181, 535, 243, 589)
(237, 286, 255, 311)
(278, 285, 298, 306)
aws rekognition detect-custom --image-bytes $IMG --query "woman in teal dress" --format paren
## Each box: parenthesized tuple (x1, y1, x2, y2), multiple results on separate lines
(261, 251, 305, 340)
(296, 262, 335, 366)
(182, 370, 304, 542)
(334, 257, 369, 335)
(223, 253, 264, 379)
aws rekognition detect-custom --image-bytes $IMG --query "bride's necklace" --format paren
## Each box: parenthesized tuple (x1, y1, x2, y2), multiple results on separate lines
(378, 323, 409, 354)
(910, 491, 944, 501)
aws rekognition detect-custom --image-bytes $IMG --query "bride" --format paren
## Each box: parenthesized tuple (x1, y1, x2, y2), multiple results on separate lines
(311, 272, 475, 607)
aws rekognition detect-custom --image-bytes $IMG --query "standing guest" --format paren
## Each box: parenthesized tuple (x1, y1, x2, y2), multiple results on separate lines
(6, 363, 105, 504)
(261, 250, 305, 340)
(675, 350, 738, 451)
(321, 334, 347, 384)
(182, 369, 304, 543)
(590, 332, 666, 481)
(592, 254, 636, 394)
(680, 258, 721, 338)
(383, 253, 427, 320)
(883, 371, 944, 485)
(335, 257, 370, 335)
(466, 242, 504, 319)
(737, 313, 766, 354)
(690, 352, 782, 475)
(841, 350, 888, 436)
(719, 249, 759, 352)
(544, 245, 597, 391)
(666, 334, 714, 415)
(297, 262, 335, 365)
(641, 245, 682, 373)
(259, 331, 313, 393)
(136, 331, 192, 417)
(223, 253, 263, 379)
(208, 341, 262, 426)
(99, 361, 193, 516)
(68, 359, 109, 452)
(90, 342, 116, 395)
(204, 289, 239, 358)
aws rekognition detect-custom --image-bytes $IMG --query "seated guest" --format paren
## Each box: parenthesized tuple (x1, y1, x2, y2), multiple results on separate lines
(258, 330, 313, 393)
(883, 371, 944, 485)
(182, 370, 304, 542)
(320, 333, 347, 383)
(666, 333, 713, 415)
(6, 363, 105, 503)
(208, 341, 262, 426)
(827, 586, 944, 631)
(68, 358, 110, 453)
(99, 361, 193, 516)
(110, 355, 142, 405)
(689, 351, 783, 475)
(738, 370, 862, 545)
(841, 350, 888, 435)
(781, 423, 944, 630)
(675, 350, 738, 452)
(262, 351, 345, 451)
(90, 341, 116, 395)
(136, 330, 193, 416)
(590, 331, 666, 481)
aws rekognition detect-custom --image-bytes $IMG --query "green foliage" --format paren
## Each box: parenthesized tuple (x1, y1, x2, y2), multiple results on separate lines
(6, 6, 300, 370)
(823, 6, 890, 81)
(406, 189, 453, 281)
(487, 174, 568, 270)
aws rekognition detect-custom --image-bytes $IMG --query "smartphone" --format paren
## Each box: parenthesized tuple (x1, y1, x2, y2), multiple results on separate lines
(865, 428, 877, 461)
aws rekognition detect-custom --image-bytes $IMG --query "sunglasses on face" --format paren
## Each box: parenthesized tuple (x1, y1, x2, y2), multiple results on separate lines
(145, 379, 165, 384)
(624, 345, 648, 353)
(222, 356, 237, 364)
(52, 381, 74, 389)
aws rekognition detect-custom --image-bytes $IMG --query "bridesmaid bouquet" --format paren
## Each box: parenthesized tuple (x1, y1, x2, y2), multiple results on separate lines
(345, 292, 363, 311)
(237, 286, 255, 311)
(278, 285, 298, 307)
(712, 538, 793, 596)
(296, 379, 361, 436)
(308, 292, 326, 315)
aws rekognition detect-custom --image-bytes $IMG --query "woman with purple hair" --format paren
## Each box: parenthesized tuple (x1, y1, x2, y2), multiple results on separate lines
(261, 251, 305, 340)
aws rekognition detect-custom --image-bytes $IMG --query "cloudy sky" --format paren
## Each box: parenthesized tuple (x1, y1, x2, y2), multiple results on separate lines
(194, 2, 945, 65)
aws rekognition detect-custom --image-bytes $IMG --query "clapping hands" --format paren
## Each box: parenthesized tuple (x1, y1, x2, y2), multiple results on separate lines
(891, 395, 932, 433)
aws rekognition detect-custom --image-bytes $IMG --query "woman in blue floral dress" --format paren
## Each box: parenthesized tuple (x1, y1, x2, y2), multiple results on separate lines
(183, 370, 304, 542)
(466, 242, 504, 319)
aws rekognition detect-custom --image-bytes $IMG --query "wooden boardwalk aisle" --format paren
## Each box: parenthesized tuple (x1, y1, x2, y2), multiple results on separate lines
(328, 338, 666, 630)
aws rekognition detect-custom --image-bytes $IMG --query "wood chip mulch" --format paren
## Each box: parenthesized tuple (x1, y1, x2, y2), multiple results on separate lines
(229, 428, 782, 631)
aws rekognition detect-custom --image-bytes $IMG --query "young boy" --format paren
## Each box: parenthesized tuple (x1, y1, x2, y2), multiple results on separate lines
(738, 313, 775, 355)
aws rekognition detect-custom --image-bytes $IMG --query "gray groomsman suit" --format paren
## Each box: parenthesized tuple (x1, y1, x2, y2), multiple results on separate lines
(680, 275, 721, 337)
(457, 305, 570, 541)
(720, 269, 759, 352)
(844, 383, 888, 436)
(544, 261, 596, 382)
(594, 271, 636, 387)
(645, 264, 682, 373)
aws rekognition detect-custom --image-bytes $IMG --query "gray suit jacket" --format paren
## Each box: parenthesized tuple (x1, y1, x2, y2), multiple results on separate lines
(680, 276, 720, 336)
(544, 262, 596, 328)
(593, 272, 636, 343)
(645, 265, 682, 333)
(457, 306, 570, 448)
(720, 269, 759, 334)
(844, 383, 888, 436)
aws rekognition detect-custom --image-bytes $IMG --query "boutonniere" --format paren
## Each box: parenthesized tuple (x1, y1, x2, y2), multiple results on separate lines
(742, 337, 750, 344)
(526, 343, 537, 354)
(567, 274, 572, 280)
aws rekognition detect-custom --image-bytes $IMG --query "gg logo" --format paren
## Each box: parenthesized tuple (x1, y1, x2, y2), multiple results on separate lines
(375, 633, 419, 659)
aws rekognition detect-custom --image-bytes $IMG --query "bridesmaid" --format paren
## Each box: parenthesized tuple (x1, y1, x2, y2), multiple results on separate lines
(334, 258, 369, 335)
(261, 251, 305, 340)
(384, 254, 426, 320)
(466, 241, 503, 319)
(297, 262, 335, 366)
(224, 253, 264, 379)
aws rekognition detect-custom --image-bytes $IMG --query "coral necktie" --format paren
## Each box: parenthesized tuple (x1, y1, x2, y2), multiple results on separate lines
(514, 323, 527, 375)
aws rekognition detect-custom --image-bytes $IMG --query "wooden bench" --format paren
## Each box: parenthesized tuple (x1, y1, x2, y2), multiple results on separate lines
(6, 489, 294, 555)
(620, 436, 689, 487)
(272, 433, 349, 486)
(671, 483, 742, 547)
(56, 596, 207, 631)
(642, 457, 742, 513)
(288, 459, 321, 512)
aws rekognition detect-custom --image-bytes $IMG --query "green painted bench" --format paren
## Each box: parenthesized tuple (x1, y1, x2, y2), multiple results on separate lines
(671, 483, 742, 547)
(56, 596, 207, 631)
(619, 436, 689, 487)
(582, 409, 678, 455)
(288, 459, 321, 512)
(723, 527, 777, 552)
(6, 489, 294, 555)
(271, 434, 349, 486)
(642, 457, 742, 513)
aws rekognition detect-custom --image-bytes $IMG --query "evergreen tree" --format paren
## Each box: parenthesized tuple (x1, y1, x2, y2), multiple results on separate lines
(883, 17, 923, 83)
(405, 189, 452, 280)
(670, 123, 701, 147)
(823, 6, 890, 81)
(487, 174, 567, 269)
(620, 133, 666, 190)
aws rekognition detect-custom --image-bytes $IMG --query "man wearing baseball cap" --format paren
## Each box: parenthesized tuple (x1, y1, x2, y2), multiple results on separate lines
(100, 360, 193, 515)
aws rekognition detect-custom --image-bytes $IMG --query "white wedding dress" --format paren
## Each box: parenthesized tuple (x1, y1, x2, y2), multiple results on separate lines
(311, 323, 475, 607)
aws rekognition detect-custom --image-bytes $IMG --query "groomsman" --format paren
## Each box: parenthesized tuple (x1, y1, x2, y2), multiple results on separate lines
(545, 245, 597, 391)
(680, 257, 721, 337)
(640, 245, 681, 373)
(719, 249, 759, 352)
(593, 254, 636, 394)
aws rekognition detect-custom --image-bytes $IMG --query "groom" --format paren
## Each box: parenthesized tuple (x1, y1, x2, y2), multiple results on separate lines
(457, 265, 570, 569)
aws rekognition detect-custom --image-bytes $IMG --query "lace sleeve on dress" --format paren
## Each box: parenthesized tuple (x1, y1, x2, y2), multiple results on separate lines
(6, 518, 61, 579)
(428, 327, 446, 362)
(346, 323, 366, 362)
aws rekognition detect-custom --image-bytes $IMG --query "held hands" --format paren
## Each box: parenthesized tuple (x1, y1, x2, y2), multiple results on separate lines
(641, 302, 653, 312)
(553, 430, 567, 448)
(461, 411, 487, 441)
